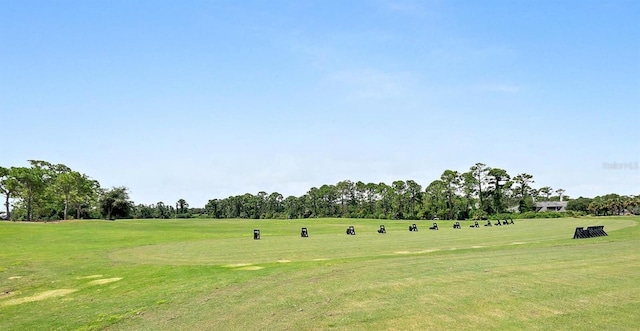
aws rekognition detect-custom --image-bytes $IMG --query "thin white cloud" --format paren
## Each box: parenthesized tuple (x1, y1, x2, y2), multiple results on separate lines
(329, 69, 414, 99)
(379, 0, 435, 18)
(427, 38, 516, 64)
(475, 84, 521, 93)
(290, 42, 337, 71)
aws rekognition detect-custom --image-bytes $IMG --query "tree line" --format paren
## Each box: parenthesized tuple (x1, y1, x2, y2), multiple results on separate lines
(566, 194, 640, 216)
(0, 160, 102, 221)
(0, 160, 218, 221)
(199, 162, 638, 220)
(2, 161, 637, 221)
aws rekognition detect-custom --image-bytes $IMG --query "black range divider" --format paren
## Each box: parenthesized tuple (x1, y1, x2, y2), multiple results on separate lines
(573, 226, 607, 239)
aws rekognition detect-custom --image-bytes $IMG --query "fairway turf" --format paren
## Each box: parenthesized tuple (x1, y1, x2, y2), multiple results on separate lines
(1, 217, 639, 330)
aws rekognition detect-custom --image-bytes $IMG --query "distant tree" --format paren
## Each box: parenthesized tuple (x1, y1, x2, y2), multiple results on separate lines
(13, 163, 50, 221)
(318, 185, 338, 217)
(626, 196, 636, 215)
(588, 198, 604, 216)
(282, 195, 300, 219)
(100, 187, 132, 220)
(513, 173, 535, 213)
(154, 202, 171, 219)
(255, 191, 267, 218)
(470, 163, 491, 212)
(405, 180, 422, 219)
(0, 167, 20, 220)
(70, 175, 100, 219)
(423, 180, 446, 220)
(529, 187, 540, 202)
(391, 180, 407, 219)
(567, 197, 592, 213)
(538, 187, 553, 201)
(336, 180, 354, 217)
(460, 171, 477, 216)
(204, 199, 220, 218)
(364, 182, 378, 217)
(440, 170, 461, 220)
(486, 168, 510, 214)
(266, 192, 284, 218)
(54, 170, 84, 220)
(604, 194, 623, 215)
(307, 187, 320, 218)
(177, 199, 189, 214)
(377, 183, 393, 219)
(133, 204, 154, 219)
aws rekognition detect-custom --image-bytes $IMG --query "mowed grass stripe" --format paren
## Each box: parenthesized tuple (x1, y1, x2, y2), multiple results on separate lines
(108, 218, 633, 265)
(111, 236, 640, 331)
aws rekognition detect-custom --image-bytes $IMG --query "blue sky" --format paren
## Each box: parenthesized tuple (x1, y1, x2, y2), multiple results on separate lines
(2, 0, 638, 207)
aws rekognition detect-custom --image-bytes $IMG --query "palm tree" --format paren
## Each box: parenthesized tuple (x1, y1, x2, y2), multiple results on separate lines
(177, 199, 189, 215)
(588, 201, 600, 216)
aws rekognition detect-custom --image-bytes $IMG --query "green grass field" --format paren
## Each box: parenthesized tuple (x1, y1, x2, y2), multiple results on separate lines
(1, 217, 639, 330)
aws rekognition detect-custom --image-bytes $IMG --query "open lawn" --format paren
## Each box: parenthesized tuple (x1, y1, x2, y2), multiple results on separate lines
(1, 217, 639, 330)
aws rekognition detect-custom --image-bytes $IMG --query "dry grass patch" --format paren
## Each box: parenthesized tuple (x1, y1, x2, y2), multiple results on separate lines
(236, 266, 264, 271)
(87, 278, 122, 285)
(1, 289, 77, 307)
